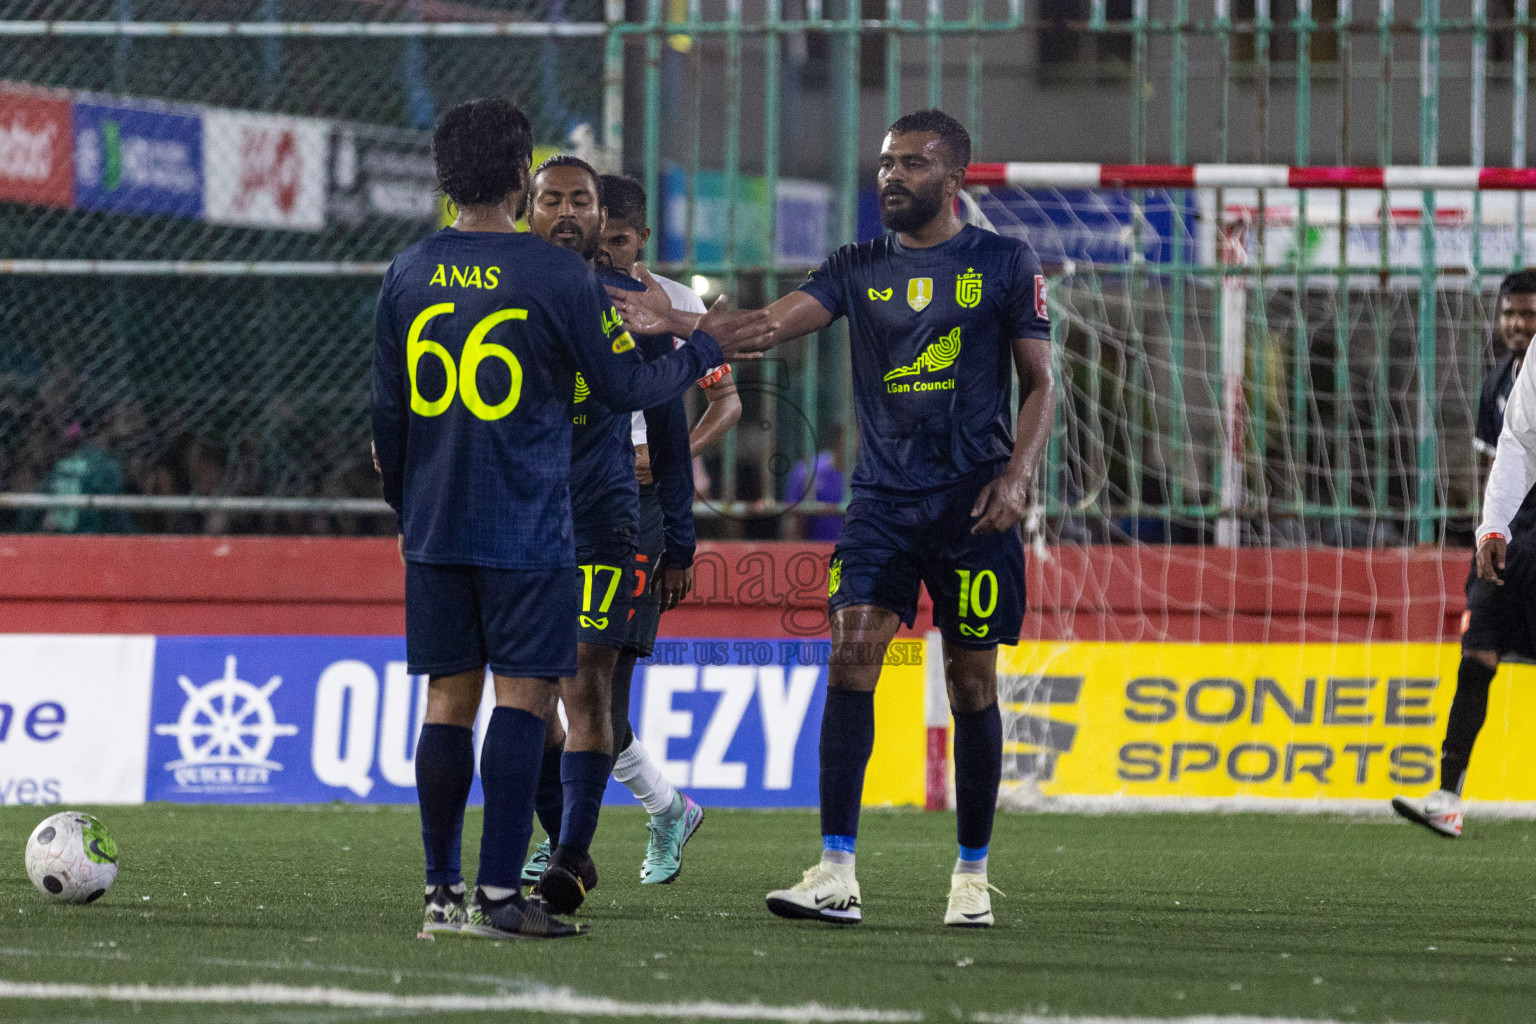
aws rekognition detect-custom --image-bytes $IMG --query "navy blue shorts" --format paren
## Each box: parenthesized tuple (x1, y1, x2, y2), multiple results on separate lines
(829, 471, 1026, 649)
(575, 533, 637, 650)
(405, 562, 577, 678)
(623, 485, 665, 657)
(1464, 539, 1536, 661)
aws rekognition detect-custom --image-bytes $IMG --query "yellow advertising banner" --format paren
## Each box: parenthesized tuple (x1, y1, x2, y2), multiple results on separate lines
(995, 643, 1536, 804)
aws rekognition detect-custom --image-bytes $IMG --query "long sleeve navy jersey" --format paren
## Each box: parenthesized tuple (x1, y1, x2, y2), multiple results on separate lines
(799, 224, 1051, 498)
(568, 267, 685, 548)
(636, 328, 698, 569)
(371, 228, 724, 570)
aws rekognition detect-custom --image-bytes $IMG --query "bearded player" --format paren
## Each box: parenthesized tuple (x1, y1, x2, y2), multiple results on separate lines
(522, 155, 705, 912)
(607, 109, 1056, 927)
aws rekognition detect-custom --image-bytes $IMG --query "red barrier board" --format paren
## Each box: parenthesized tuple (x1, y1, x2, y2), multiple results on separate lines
(0, 83, 72, 208)
(0, 536, 1469, 644)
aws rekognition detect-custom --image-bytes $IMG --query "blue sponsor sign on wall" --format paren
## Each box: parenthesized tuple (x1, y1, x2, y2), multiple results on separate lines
(73, 95, 202, 218)
(144, 636, 826, 808)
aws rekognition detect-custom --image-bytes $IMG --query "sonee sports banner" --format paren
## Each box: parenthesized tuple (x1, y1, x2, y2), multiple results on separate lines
(6, 635, 1536, 811)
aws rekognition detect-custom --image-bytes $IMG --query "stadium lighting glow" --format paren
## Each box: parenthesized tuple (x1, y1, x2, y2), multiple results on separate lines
(690, 275, 710, 295)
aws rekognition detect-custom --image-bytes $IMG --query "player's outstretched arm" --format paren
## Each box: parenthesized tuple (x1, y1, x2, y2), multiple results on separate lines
(971, 335, 1057, 536)
(571, 275, 722, 412)
(695, 296, 780, 359)
(605, 265, 825, 357)
(724, 292, 834, 357)
(605, 264, 694, 337)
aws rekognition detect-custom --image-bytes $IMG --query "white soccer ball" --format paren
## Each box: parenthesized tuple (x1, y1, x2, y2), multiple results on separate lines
(24, 812, 119, 904)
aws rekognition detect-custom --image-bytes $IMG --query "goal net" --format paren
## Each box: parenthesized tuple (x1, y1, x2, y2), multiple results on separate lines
(936, 163, 1536, 811)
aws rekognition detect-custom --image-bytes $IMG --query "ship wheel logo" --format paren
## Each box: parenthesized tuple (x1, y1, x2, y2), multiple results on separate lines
(155, 655, 298, 770)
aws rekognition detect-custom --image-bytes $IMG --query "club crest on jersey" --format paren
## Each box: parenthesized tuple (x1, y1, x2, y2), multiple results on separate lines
(956, 267, 982, 308)
(612, 331, 636, 353)
(906, 277, 933, 312)
(1035, 274, 1049, 320)
(868, 287, 893, 301)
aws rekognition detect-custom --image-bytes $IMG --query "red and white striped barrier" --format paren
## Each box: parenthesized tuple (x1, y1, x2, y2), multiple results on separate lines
(965, 162, 1536, 191)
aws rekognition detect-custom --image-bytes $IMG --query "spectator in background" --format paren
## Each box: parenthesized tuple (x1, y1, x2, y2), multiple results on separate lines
(31, 420, 133, 534)
(783, 429, 846, 541)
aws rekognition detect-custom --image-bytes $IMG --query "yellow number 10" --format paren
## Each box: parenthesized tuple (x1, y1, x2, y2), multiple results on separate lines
(955, 569, 998, 619)
(407, 303, 526, 421)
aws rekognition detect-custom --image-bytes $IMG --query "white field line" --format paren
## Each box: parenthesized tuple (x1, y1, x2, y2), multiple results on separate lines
(973, 1015, 1438, 1024)
(0, 980, 918, 1022)
(0, 980, 1446, 1024)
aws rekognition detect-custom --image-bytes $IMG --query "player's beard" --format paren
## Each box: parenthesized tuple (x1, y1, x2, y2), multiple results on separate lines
(879, 180, 945, 233)
(551, 217, 601, 260)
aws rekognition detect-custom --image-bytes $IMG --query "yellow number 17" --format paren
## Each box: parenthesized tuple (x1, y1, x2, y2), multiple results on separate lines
(580, 564, 624, 614)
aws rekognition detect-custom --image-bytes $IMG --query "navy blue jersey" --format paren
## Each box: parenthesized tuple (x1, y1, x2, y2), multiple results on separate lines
(567, 268, 696, 566)
(569, 268, 643, 543)
(371, 228, 723, 570)
(636, 330, 698, 569)
(1476, 350, 1523, 456)
(799, 224, 1051, 497)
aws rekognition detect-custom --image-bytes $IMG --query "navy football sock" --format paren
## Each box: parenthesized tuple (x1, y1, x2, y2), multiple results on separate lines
(476, 707, 546, 890)
(415, 723, 474, 888)
(819, 687, 876, 844)
(535, 739, 565, 845)
(953, 702, 1003, 852)
(558, 750, 614, 858)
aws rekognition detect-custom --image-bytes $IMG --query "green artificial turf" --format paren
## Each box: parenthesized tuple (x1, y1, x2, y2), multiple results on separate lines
(1, 805, 1534, 1023)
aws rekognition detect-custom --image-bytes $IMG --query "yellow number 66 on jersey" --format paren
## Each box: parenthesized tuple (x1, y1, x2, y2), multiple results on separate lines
(408, 303, 526, 421)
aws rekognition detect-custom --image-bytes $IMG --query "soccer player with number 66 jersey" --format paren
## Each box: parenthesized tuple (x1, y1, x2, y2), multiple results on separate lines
(370, 99, 770, 941)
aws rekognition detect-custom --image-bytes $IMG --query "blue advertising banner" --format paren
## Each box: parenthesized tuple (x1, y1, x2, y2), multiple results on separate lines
(608, 640, 826, 808)
(144, 636, 826, 808)
(72, 95, 202, 218)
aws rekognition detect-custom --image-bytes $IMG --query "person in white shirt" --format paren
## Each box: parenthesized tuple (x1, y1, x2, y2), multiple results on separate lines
(1393, 326, 1536, 838)
(601, 174, 740, 882)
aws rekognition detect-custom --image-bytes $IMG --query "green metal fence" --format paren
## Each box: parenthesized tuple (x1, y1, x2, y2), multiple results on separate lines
(0, 0, 1527, 544)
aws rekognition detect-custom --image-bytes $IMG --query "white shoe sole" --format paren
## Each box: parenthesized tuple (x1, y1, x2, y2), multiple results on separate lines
(1391, 796, 1462, 838)
(946, 912, 994, 928)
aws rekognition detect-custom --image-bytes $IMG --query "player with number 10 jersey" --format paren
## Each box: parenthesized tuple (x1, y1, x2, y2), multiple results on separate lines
(610, 107, 1057, 929)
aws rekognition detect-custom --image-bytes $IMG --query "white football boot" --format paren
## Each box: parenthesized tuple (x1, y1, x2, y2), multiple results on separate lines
(1391, 789, 1464, 838)
(945, 872, 1004, 928)
(765, 862, 862, 924)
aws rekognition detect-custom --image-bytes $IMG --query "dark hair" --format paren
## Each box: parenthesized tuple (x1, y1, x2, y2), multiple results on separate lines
(888, 108, 972, 170)
(533, 153, 603, 199)
(1499, 270, 1536, 302)
(431, 99, 533, 208)
(600, 174, 647, 228)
